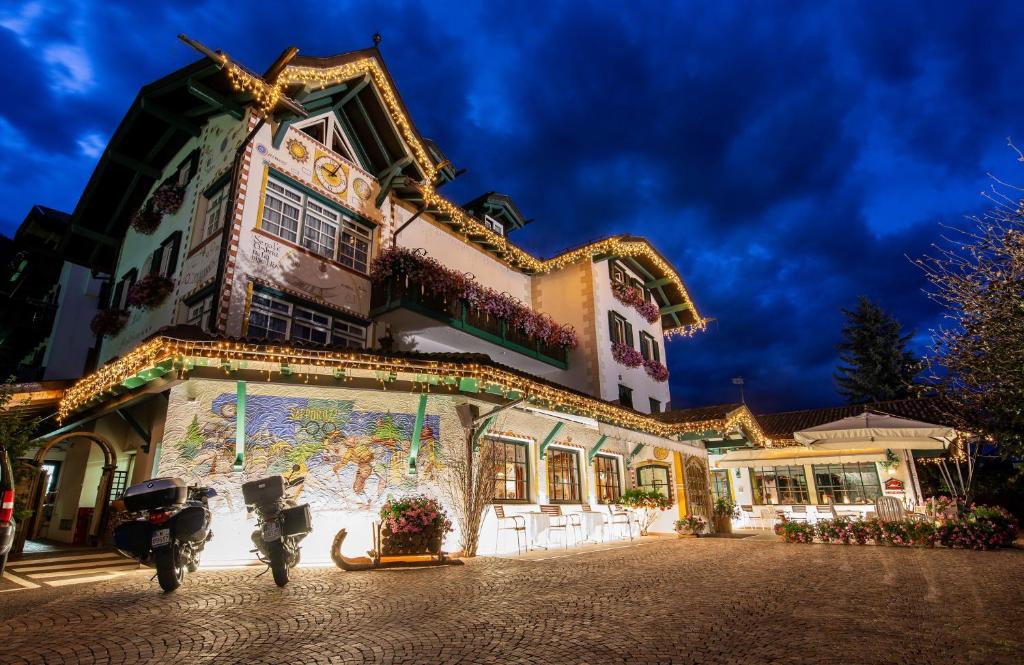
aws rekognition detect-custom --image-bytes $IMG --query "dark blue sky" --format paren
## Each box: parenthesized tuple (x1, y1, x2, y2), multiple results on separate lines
(2, 1, 1021, 414)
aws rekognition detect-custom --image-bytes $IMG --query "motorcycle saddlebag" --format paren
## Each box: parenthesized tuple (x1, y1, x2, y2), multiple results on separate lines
(113, 520, 151, 557)
(281, 503, 312, 536)
(241, 475, 285, 506)
(172, 505, 211, 543)
(122, 477, 187, 513)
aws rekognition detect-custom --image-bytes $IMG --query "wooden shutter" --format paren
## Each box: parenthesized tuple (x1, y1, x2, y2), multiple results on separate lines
(149, 245, 164, 275)
(164, 231, 182, 278)
(624, 321, 634, 348)
(111, 280, 125, 311)
(640, 333, 651, 361)
(608, 310, 618, 344)
(653, 339, 661, 363)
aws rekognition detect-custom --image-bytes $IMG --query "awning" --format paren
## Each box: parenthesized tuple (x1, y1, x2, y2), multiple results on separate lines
(713, 447, 886, 469)
(794, 411, 953, 450)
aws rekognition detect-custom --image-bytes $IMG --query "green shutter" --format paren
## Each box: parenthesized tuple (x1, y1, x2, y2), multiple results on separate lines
(640, 333, 651, 360)
(624, 321, 634, 348)
(608, 310, 618, 343)
(653, 338, 661, 363)
(149, 246, 164, 275)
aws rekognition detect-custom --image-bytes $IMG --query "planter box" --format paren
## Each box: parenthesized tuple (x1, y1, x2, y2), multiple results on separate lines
(378, 526, 444, 557)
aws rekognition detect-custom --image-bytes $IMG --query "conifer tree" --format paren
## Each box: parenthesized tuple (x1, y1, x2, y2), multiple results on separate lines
(833, 296, 920, 403)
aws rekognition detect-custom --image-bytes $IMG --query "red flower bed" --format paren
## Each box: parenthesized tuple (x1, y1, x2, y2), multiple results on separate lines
(371, 246, 578, 350)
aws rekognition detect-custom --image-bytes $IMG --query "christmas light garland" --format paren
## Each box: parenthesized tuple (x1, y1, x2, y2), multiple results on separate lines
(216, 53, 707, 338)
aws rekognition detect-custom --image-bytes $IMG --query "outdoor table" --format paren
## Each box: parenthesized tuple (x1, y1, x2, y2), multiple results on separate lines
(524, 512, 551, 549)
(579, 511, 606, 542)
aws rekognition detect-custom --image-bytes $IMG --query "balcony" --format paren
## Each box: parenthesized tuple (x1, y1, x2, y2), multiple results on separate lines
(370, 276, 569, 369)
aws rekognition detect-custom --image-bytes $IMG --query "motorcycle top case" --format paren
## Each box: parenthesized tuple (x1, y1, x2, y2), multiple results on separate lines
(281, 503, 312, 536)
(123, 477, 187, 513)
(241, 475, 286, 506)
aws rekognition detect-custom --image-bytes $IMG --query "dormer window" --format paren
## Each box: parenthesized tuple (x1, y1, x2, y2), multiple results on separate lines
(295, 114, 355, 163)
(483, 215, 504, 236)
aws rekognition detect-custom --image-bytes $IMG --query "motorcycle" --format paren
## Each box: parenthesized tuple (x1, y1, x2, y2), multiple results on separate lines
(242, 466, 312, 587)
(114, 477, 215, 593)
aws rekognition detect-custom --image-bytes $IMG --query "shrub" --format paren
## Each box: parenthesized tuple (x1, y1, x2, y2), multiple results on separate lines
(938, 505, 1019, 550)
(774, 515, 815, 543)
(674, 515, 706, 535)
(620, 488, 672, 535)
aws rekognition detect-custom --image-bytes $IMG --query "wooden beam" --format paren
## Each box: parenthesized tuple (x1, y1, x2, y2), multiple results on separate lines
(624, 256, 656, 281)
(272, 116, 298, 149)
(644, 277, 673, 289)
(187, 79, 244, 120)
(107, 151, 161, 179)
(354, 94, 392, 164)
(659, 303, 692, 316)
(139, 98, 201, 137)
(298, 82, 349, 104)
(471, 415, 496, 451)
(587, 435, 609, 464)
(69, 225, 119, 247)
(333, 75, 370, 109)
(538, 421, 565, 460)
(407, 393, 429, 474)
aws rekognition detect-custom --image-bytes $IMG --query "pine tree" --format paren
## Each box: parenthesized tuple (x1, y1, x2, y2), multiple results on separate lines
(833, 296, 920, 404)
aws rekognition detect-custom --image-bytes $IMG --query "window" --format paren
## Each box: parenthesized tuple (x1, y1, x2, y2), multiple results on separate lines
(149, 231, 181, 279)
(247, 289, 367, 348)
(483, 215, 504, 236)
(618, 384, 633, 409)
(639, 332, 660, 363)
(636, 465, 671, 501)
(611, 263, 626, 284)
(547, 448, 581, 503)
(648, 398, 661, 414)
(711, 470, 731, 502)
(608, 311, 632, 346)
(751, 466, 810, 505)
(186, 296, 213, 331)
(202, 184, 229, 240)
(111, 268, 138, 311)
(812, 463, 882, 505)
(296, 114, 355, 162)
(260, 176, 375, 274)
(491, 439, 529, 502)
(593, 454, 621, 503)
(42, 461, 61, 494)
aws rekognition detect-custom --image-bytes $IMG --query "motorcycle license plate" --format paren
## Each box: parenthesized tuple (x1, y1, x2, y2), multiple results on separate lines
(151, 528, 171, 548)
(262, 521, 282, 542)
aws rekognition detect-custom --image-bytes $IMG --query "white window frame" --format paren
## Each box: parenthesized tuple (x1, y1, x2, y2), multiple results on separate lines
(483, 215, 505, 237)
(260, 176, 375, 274)
(185, 296, 214, 330)
(295, 113, 357, 163)
(202, 185, 229, 241)
(247, 289, 366, 348)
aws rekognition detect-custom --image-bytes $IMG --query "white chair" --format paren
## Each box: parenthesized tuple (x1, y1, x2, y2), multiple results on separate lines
(493, 505, 527, 554)
(540, 504, 569, 548)
(608, 504, 634, 540)
(757, 507, 777, 531)
(815, 504, 837, 522)
(787, 505, 810, 523)
(739, 504, 755, 527)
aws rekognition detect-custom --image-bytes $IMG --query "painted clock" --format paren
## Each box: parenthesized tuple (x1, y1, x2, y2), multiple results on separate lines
(314, 155, 347, 194)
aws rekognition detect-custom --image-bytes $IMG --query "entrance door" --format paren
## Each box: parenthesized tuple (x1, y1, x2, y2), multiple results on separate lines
(684, 456, 712, 521)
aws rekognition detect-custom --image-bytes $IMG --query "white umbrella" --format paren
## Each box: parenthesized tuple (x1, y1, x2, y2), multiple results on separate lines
(794, 411, 953, 450)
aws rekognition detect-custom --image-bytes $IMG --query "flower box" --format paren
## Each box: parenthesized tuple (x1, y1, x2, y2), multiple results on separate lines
(375, 496, 452, 558)
(125, 274, 174, 310)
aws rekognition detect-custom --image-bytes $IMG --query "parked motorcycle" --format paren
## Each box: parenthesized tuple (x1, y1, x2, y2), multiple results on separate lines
(242, 467, 312, 587)
(113, 477, 215, 593)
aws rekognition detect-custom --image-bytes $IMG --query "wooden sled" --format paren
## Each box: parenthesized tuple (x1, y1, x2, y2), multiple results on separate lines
(331, 528, 463, 571)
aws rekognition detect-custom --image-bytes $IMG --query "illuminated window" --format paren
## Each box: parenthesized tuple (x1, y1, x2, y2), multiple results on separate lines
(547, 448, 581, 503)
(751, 466, 810, 505)
(246, 289, 367, 348)
(711, 470, 731, 502)
(593, 454, 621, 503)
(812, 463, 881, 505)
(636, 464, 671, 501)
(491, 439, 529, 502)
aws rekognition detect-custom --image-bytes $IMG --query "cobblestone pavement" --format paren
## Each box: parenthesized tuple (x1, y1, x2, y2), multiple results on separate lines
(0, 538, 1021, 664)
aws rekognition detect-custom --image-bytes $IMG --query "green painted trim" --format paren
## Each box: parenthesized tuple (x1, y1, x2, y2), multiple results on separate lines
(272, 117, 297, 149)
(407, 393, 428, 475)
(353, 94, 392, 165)
(659, 303, 691, 315)
(459, 377, 479, 393)
(472, 415, 496, 450)
(139, 98, 201, 137)
(644, 276, 673, 289)
(187, 79, 244, 120)
(297, 82, 350, 104)
(234, 381, 246, 471)
(623, 256, 656, 281)
(587, 435, 609, 464)
(628, 443, 645, 464)
(538, 421, 566, 460)
(677, 429, 720, 441)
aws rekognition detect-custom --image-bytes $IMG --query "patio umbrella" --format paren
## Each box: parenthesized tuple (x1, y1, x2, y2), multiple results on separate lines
(794, 411, 954, 451)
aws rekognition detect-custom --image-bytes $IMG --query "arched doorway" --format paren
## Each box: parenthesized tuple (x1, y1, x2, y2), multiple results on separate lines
(684, 456, 712, 521)
(15, 432, 118, 554)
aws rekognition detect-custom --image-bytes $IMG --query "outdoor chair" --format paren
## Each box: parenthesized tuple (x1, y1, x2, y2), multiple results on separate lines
(539, 504, 569, 548)
(787, 505, 810, 523)
(757, 507, 777, 531)
(608, 504, 634, 541)
(493, 505, 527, 555)
(739, 504, 755, 527)
(874, 496, 926, 523)
(815, 504, 837, 522)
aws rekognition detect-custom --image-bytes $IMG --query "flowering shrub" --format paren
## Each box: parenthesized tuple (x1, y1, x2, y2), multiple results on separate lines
(125, 274, 174, 309)
(620, 488, 672, 535)
(675, 515, 706, 535)
(90, 309, 128, 337)
(816, 516, 856, 544)
(774, 516, 815, 543)
(151, 183, 185, 215)
(643, 358, 669, 382)
(938, 505, 1019, 550)
(612, 282, 660, 323)
(611, 341, 644, 368)
(130, 207, 163, 235)
(371, 247, 578, 350)
(380, 495, 453, 536)
(924, 495, 959, 522)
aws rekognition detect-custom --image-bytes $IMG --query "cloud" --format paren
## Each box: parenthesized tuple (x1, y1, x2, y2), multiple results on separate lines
(43, 43, 94, 93)
(76, 132, 104, 158)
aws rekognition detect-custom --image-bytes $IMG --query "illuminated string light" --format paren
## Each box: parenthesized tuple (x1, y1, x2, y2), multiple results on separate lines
(216, 53, 707, 338)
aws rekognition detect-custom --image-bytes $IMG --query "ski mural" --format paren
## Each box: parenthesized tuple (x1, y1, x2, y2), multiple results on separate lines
(159, 391, 442, 514)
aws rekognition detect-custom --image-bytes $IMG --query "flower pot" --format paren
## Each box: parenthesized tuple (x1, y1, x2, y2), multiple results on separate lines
(713, 515, 733, 534)
(675, 532, 697, 539)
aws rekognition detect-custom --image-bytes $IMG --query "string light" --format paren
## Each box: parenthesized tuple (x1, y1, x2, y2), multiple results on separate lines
(217, 52, 707, 338)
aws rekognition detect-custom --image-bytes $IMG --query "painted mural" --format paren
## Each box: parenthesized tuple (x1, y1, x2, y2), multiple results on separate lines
(158, 392, 441, 515)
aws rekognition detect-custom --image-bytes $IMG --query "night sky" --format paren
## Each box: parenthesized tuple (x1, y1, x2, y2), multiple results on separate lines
(2, 2, 1022, 414)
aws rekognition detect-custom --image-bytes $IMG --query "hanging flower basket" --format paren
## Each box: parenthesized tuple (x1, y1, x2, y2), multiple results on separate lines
(125, 274, 174, 310)
(612, 282, 660, 323)
(90, 309, 128, 337)
(377, 496, 453, 556)
(151, 183, 185, 216)
(611, 341, 644, 368)
(370, 246, 579, 351)
(643, 358, 670, 382)
(130, 207, 163, 235)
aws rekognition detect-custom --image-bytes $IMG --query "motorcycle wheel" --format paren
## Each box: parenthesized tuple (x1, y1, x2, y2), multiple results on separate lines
(267, 540, 289, 587)
(154, 547, 184, 593)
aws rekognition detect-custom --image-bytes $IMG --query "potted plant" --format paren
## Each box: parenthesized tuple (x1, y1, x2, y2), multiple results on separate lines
(712, 497, 740, 534)
(674, 515, 706, 538)
(377, 495, 453, 556)
(620, 488, 672, 535)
